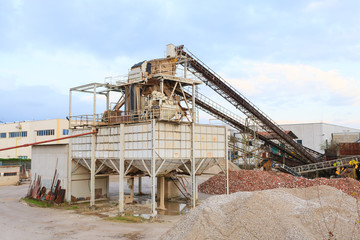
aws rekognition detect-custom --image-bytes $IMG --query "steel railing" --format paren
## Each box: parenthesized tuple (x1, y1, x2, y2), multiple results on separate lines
(70, 108, 185, 128)
(192, 90, 245, 126)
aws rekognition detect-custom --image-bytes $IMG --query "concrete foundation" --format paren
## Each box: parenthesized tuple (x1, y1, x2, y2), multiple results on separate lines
(157, 177, 181, 200)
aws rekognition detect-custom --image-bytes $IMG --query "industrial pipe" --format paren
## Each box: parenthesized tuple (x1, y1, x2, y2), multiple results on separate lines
(0, 130, 97, 152)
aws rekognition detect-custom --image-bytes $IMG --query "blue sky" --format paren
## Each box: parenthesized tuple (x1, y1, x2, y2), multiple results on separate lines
(0, 0, 359, 129)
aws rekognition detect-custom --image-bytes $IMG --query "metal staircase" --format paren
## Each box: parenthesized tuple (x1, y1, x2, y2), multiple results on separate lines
(176, 45, 317, 164)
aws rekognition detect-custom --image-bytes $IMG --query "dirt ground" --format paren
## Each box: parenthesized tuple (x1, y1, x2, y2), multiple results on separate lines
(0, 183, 178, 240)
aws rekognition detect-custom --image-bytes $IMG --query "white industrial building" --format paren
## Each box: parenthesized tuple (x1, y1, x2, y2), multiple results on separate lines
(0, 119, 69, 159)
(280, 123, 360, 153)
(332, 132, 360, 144)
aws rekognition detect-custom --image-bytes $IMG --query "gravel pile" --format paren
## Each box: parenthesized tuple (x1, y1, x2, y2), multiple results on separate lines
(199, 170, 360, 199)
(161, 185, 360, 240)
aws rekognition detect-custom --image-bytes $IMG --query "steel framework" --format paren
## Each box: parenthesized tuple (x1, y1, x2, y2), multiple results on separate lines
(175, 45, 317, 165)
(67, 78, 229, 217)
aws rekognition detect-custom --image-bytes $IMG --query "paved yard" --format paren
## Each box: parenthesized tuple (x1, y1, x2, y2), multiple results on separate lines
(0, 184, 176, 240)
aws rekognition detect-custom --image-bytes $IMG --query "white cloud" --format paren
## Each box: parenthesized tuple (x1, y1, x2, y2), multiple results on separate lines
(208, 58, 360, 128)
(220, 59, 360, 106)
(0, 47, 136, 93)
(304, 0, 338, 11)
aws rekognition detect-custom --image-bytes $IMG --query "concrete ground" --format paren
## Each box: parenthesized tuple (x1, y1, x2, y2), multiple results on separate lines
(0, 172, 220, 240)
(0, 184, 178, 240)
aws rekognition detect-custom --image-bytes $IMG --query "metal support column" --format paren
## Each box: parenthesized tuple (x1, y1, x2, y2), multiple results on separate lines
(160, 79, 164, 94)
(130, 177, 135, 200)
(138, 176, 142, 195)
(191, 83, 196, 208)
(195, 176, 198, 200)
(119, 124, 125, 214)
(106, 176, 110, 198)
(106, 93, 110, 112)
(90, 84, 97, 207)
(158, 176, 166, 210)
(66, 90, 72, 202)
(151, 119, 157, 217)
(225, 127, 229, 195)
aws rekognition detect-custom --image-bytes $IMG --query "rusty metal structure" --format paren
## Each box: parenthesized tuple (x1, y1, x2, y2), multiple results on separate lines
(338, 143, 360, 156)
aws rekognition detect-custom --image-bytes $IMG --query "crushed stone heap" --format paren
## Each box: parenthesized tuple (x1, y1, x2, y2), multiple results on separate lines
(162, 185, 360, 240)
(199, 169, 360, 199)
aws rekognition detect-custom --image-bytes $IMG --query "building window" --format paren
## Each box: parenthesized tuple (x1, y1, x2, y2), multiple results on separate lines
(0, 132, 6, 138)
(36, 129, 55, 136)
(4, 172, 17, 176)
(9, 131, 27, 138)
(63, 129, 69, 135)
(297, 139, 303, 145)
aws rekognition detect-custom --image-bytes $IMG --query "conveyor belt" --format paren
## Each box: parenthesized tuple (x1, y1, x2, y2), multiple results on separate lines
(176, 45, 317, 164)
(302, 146, 325, 161)
(181, 89, 306, 166)
(291, 155, 360, 174)
(274, 164, 301, 177)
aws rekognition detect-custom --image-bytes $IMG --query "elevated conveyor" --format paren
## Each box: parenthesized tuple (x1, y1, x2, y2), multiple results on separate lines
(181, 89, 305, 166)
(274, 164, 301, 177)
(302, 146, 325, 162)
(291, 156, 360, 175)
(175, 45, 317, 164)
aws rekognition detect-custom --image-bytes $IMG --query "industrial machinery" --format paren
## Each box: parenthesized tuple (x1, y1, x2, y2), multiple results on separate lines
(68, 45, 229, 217)
(106, 55, 201, 124)
(67, 44, 325, 216)
(3, 44, 358, 216)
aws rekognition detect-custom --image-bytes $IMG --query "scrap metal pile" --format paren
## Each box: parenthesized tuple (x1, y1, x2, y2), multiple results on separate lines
(26, 169, 65, 204)
(199, 170, 360, 198)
